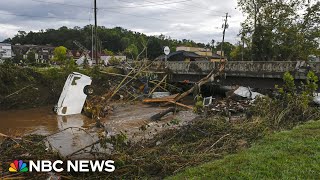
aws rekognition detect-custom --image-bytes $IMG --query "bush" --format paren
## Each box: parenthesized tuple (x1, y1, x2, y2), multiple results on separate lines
(108, 56, 122, 66)
(251, 71, 320, 130)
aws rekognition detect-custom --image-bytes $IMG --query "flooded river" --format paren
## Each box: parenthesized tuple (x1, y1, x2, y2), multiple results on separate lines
(0, 107, 98, 157)
(0, 107, 93, 136)
(0, 104, 197, 157)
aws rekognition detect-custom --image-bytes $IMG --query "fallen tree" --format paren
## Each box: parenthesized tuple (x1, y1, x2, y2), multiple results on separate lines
(166, 62, 226, 105)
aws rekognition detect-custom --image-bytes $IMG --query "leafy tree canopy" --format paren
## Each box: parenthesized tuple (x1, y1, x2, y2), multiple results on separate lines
(4, 26, 207, 60)
(53, 46, 67, 63)
(238, 0, 320, 61)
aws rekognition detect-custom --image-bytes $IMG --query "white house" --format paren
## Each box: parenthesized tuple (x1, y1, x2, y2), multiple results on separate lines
(0, 43, 12, 59)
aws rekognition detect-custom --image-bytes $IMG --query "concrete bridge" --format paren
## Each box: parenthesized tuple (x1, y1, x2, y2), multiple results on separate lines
(150, 61, 320, 89)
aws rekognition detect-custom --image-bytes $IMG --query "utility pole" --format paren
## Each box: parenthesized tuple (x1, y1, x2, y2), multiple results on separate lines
(220, 13, 230, 61)
(241, 32, 244, 61)
(94, 0, 98, 65)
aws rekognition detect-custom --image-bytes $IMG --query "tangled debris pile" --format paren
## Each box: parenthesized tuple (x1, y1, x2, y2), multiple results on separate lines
(209, 98, 251, 116)
(0, 134, 59, 179)
(83, 61, 180, 120)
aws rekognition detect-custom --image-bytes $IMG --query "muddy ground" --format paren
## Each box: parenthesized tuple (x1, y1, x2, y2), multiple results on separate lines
(0, 65, 123, 110)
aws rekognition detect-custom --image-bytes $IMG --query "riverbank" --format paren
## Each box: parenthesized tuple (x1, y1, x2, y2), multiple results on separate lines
(0, 64, 122, 111)
(170, 120, 320, 179)
(1, 64, 320, 179)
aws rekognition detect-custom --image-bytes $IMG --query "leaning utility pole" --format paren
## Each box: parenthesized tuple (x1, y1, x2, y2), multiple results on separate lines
(94, 0, 98, 65)
(220, 13, 230, 61)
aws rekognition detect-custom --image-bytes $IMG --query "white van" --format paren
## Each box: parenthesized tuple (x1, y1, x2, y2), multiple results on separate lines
(54, 72, 93, 116)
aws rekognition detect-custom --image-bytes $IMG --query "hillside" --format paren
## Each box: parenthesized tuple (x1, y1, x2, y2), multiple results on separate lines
(3, 26, 207, 60)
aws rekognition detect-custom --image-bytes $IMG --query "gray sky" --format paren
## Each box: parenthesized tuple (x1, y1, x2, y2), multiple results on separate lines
(0, 0, 245, 44)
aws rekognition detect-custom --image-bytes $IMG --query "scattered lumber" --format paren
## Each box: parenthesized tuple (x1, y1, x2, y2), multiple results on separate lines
(149, 75, 168, 96)
(143, 93, 193, 110)
(167, 100, 193, 110)
(143, 94, 179, 103)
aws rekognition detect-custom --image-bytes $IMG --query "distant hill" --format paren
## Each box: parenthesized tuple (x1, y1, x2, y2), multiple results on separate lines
(3, 25, 207, 60)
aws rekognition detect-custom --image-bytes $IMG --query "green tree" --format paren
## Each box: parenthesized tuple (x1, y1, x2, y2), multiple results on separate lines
(13, 52, 23, 64)
(53, 46, 67, 64)
(103, 49, 114, 56)
(238, 0, 320, 61)
(6, 25, 207, 60)
(215, 42, 235, 59)
(124, 44, 139, 60)
(27, 51, 36, 63)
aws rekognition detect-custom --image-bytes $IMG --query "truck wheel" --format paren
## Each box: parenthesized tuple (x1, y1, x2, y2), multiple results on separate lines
(84, 85, 94, 95)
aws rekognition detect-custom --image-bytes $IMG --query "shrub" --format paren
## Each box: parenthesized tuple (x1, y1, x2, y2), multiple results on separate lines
(251, 71, 320, 130)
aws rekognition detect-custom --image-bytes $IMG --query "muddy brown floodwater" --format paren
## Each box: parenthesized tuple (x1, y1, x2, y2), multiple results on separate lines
(0, 107, 93, 136)
(0, 107, 98, 157)
(0, 103, 198, 157)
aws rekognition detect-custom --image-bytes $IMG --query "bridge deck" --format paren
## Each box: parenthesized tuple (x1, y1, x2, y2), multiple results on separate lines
(150, 61, 320, 80)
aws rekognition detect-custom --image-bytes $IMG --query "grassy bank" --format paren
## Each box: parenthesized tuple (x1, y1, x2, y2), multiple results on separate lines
(170, 120, 320, 179)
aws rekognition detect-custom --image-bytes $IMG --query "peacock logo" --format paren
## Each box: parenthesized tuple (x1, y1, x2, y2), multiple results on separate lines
(9, 160, 29, 173)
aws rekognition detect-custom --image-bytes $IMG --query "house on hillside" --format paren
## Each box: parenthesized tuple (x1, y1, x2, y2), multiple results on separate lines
(155, 50, 204, 61)
(12, 45, 55, 63)
(67, 50, 87, 60)
(0, 43, 12, 60)
(176, 46, 212, 57)
(176, 46, 225, 61)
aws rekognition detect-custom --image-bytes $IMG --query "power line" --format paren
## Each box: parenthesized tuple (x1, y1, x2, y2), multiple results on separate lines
(28, 0, 223, 17)
(179, 0, 226, 13)
(0, 12, 89, 21)
(2, 0, 225, 25)
(103, 0, 192, 9)
(100, 2, 223, 17)
(105, 10, 169, 22)
(29, 0, 90, 9)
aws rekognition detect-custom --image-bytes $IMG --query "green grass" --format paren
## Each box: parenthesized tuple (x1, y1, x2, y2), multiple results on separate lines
(169, 120, 320, 179)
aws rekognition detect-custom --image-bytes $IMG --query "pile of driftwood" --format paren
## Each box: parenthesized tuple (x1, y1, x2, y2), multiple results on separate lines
(84, 60, 226, 121)
(143, 61, 226, 120)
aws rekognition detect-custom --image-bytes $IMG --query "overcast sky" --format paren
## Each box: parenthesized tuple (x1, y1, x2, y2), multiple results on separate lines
(0, 0, 245, 44)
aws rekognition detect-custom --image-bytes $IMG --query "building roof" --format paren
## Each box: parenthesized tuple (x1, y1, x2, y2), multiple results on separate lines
(0, 43, 11, 46)
(156, 50, 204, 61)
(211, 53, 223, 59)
(12, 45, 55, 55)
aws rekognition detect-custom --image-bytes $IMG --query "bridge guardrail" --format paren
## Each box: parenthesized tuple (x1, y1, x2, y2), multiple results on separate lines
(131, 61, 320, 79)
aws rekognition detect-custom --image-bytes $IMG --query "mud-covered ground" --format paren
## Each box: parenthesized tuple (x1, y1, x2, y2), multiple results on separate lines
(0, 64, 123, 111)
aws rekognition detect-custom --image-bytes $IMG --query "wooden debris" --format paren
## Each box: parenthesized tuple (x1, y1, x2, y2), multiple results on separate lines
(143, 94, 179, 103)
(167, 101, 193, 110)
(165, 63, 225, 106)
(150, 107, 177, 121)
(149, 75, 168, 96)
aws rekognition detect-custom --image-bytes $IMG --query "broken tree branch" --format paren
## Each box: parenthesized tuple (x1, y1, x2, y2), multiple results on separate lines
(168, 101, 193, 110)
(108, 62, 155, 101)
(165, 63, 225, 105)
(66, 140, 100, 158)
(149, 75, 168, 96)
(150, 107, 177, 121)
(5, 85, 34, 99)
(206, 134, 230, 153)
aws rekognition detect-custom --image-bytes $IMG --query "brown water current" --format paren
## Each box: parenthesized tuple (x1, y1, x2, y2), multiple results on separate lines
(0, 104, 198, 157)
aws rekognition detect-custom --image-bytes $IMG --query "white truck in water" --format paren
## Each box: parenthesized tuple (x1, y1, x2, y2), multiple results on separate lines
(54, 72, 93, 116)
